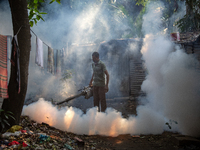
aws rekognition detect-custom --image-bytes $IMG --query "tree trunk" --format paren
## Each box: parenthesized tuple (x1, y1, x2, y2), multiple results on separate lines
(2, 0, 31, 126)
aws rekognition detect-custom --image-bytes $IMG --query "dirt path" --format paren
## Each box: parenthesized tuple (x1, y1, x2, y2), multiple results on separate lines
(85, 132, 179, 150)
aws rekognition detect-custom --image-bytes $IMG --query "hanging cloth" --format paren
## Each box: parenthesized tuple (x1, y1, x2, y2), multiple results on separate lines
(56, 50, 61, 75)
(0, 34, 9, 98)
(10, 35, 21, 94)
(35, 37, 43, 67)
(60, 48, 65, 73)
(47, 46, 54, 74)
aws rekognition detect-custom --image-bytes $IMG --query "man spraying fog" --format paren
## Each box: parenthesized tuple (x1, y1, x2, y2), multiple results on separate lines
(89, 52, 109, 112)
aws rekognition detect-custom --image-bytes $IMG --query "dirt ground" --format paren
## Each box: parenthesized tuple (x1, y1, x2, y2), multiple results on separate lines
(85, 132, 180, 150)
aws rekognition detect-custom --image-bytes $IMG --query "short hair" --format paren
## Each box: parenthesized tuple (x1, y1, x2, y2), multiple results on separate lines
(92, 52, 99, 58)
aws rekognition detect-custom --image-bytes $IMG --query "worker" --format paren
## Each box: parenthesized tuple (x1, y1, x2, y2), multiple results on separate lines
(89, 52, 109, 112)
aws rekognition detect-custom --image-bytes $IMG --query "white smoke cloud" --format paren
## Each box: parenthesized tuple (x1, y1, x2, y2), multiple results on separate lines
(69, 4, 107, 44)
(22, 98, 166, 136)
(160, 49, 200, 136)
(140, 1, 200, 136)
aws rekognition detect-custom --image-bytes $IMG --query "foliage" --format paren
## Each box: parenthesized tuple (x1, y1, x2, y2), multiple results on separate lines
(0, 109, 15, 133)
(134, 0, 200, 33)
(117, 4, 135, 38)
(107, 0, 145, 38)
(136, 0, 149, 6)
(175, 0, 200, 32)
(27, 0, 61, 27)
(134, 6, 146, 37)
(175, 13, 200, 32)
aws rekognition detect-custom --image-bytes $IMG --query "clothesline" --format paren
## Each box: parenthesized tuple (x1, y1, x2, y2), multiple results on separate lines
(6, 25, 64, 50)
(30, 29, 49, 47)
(30, 29, 64, 50)
(33, 31, 65, 75)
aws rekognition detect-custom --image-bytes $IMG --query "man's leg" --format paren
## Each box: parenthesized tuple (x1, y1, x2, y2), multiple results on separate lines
(99, 86, 107, 112)
(93, 86, 100, 111)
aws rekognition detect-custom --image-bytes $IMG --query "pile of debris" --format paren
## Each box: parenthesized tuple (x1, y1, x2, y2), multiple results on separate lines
(0, 116, 98, 150)
(1, 116, 200, 150)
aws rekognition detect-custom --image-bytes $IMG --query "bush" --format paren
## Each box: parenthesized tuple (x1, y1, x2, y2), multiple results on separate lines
(0, 109, 15, 133)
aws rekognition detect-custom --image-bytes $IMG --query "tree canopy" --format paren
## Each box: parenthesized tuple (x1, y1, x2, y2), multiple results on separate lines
(176, 0, 200, 32)
(27, 0, 61, 27)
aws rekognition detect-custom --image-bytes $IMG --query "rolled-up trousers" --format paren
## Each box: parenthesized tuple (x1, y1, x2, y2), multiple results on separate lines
(93, 86, 107, 112)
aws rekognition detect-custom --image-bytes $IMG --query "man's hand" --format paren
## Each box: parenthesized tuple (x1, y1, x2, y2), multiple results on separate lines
(105, 85, 109, 93)
(89, 82, 93, 87)
(89, 73, 94, 87)
(104, 70, 109, 93)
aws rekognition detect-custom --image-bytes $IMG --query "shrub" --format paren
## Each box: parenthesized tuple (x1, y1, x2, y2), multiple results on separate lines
(0, 109, 15, 133)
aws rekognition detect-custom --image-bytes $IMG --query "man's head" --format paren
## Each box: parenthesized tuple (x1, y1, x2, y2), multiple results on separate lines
(92, 52, 99, 63)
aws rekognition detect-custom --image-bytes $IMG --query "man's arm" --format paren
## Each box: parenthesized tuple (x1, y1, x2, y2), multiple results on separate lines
(89, 73, 94, 87)
(104, 70, 109, 93)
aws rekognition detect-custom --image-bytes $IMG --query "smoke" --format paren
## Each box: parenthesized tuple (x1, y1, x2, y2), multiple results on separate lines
(22, 98, 166, 136)
(167, 1, 186, 33)
(0, 1, 12, 35)
(31, 1, 129, 47)
(25, 1, 132, 105)
(140, 1, 200, 136)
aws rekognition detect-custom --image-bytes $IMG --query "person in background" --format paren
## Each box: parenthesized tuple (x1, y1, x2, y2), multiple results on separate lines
(89, 52, 109, 112)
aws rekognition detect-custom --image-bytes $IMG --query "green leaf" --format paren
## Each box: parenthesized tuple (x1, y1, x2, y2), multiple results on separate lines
(40, 17, 45, 22)
(3, 119, 10, 126)
(7, 114, 15, 120)
(30, 21, 34, 27)
(34, 18, 38, 24)
(34, 9, 40, 13)
(36, 15, 40, 20)
(39, 12, 47, 15)
(34, 0, 38, 3)
(6, 111, 14, 115)
(49, 1, 54, 4)
(0, 109, 4, 113)
(30, 9, 34, 14)
(29, 14, 34, 20)
(56, 0, 61, 4)
(29, 10, 35, 20)
(1, 122, 5, 129)
(34, 3, 38, 9)
(4, 114, 9, 119)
